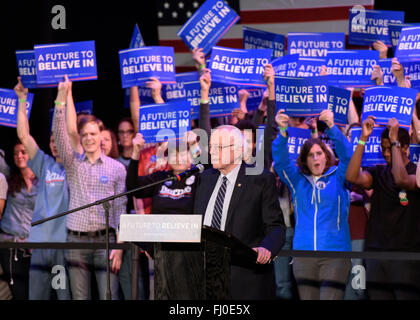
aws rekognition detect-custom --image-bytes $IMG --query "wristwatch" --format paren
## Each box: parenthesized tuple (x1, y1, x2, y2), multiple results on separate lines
(390, 141, 401, 148)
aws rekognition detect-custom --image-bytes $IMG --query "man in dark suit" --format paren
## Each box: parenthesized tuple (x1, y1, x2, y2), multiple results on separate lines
(194, 125, 285, 299)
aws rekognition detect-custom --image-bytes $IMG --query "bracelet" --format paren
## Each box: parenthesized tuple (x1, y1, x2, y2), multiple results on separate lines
(280, 126, 288, 132)
(200, 99, 209, 104)
(18, 98, 27, 103)
(199, 64, 206, 70)
(54, 100, 66, 106)
(358, 139, 366, 146)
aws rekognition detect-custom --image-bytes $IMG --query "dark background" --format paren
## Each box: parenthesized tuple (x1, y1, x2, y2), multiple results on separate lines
(0, 0, 417, 165)
(0, 0, 159, 164)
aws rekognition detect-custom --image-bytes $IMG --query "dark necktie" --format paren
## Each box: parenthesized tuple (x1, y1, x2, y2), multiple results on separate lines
(211, 176, 228, 230)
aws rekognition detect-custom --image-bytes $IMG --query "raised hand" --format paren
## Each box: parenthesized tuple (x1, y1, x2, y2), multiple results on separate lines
(371, 65, 384, 86)
(275, 109, 289, 128)
(319, 109, 334, 128)
(372, 40, 388, 59)
(14, 77, 28, 100)
(361, 116, 376, 141)
(192, 47, 205, 69)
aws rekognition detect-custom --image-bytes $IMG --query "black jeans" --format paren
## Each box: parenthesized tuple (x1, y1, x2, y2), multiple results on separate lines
(0, 248, 31, 300)
(366, 259, 420, 300)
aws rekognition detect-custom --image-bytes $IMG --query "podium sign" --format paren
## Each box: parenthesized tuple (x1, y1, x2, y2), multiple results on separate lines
(118, 214, 202, 242)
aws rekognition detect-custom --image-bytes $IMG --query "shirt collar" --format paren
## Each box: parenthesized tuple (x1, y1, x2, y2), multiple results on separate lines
(82, 152, 105, 164)
(220, 163, 241, 184)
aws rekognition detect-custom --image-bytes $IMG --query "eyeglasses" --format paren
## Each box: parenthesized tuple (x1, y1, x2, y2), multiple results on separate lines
(118, 129, 134, 136)
(209, 144, 234, 151)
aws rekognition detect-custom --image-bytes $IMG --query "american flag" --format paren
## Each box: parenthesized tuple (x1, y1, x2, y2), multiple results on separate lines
(157, 0, 374, 72)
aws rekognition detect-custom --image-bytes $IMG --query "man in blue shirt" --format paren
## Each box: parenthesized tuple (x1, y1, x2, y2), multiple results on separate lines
(15, 77, 71, 300)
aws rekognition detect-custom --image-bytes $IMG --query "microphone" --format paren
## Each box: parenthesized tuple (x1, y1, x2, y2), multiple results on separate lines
(172, 164, 205, 181)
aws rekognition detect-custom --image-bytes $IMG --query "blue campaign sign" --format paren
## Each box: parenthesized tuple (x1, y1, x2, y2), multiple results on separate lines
(243, 27, 285, 59)
(274, 76, 328, 117)
(395, 26, 420, 61)
(34, 41, 97, 84)
(75, 100, 93, 115)
(16, 50, 56, 88)
(403, 60, 420, 90)
(209, 47, 271, 87)
(378, 59, 397, 86)
(165, 72, 200, 102)
(236, 86, 265, 111)
(124, 24, 146, 108)
(271, 54, 299, 77)
(139, 101, 191, 143)
(388, 23, 420, 51)
(0, 89, 34, 128)
(177, 0, 239, 56)
(287, 127, 312, 164)
(376, 59, 420, 89)
(129, 24, 145, 48)
(351, 127, 386, 167)
(119, 46, 175, 88)
(287, 33, 345, 57)
(348, 9, 404, 46)
(327, 86, 351, 127)
(183, 81, 239, 120)
(361, 86, 417, 128)
(296, 58, 326, 77)
(410, 144, 420, 164)
(325, 50, 379, 87)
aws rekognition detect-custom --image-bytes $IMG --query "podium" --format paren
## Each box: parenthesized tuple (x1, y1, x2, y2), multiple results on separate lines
(201, 225, 258, 299)
(119, 215, 257, 300)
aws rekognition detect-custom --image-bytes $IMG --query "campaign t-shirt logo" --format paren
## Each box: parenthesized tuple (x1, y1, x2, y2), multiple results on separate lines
(185, 175, 195, 186)
(100, 175, 109, 184)
(316, 180, 327, 190)
(164, 180, 173, 187)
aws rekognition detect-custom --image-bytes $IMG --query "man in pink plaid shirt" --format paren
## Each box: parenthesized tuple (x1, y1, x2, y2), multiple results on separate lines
(52, 76, 127, 300)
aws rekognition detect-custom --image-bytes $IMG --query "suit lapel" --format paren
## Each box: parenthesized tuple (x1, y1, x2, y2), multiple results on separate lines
(225, 163, 247, 231)
(198, 168, 220, 214)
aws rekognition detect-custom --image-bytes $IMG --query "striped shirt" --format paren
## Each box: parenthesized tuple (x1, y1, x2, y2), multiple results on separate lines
(53, 108, 127, 232)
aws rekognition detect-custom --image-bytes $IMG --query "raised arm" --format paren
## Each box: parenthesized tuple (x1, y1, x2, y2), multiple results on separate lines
(130, 86, 140, 133)
(52, 79, 75, 168)
(319, 109, 353, 182)
(345, 116, 375, 189)
(388, 118, 417, 190)
(272, 109, 301, 194)
(15, 77, 38, 160)
(64, 76, 83, 154)
(263, 64, 276, 169)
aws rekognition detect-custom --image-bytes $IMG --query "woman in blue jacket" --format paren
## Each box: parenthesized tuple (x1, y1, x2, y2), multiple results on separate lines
(272, 108, 353, 300)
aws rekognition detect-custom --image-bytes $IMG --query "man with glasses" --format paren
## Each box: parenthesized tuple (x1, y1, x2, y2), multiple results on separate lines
(194, 125, 286, 299)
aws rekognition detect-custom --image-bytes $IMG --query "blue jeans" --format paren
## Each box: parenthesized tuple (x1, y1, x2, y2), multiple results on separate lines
(65, 232, 119, 300)
(273, 227, 296, 300)
(344, 239, 368, 300)
(118, 249, 150, 300)
(29, 249, 71, 300)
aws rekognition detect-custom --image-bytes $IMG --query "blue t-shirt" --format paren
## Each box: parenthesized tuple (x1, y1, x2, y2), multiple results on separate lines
(0, 180, 38, 239)
(28, 149, 69, 242)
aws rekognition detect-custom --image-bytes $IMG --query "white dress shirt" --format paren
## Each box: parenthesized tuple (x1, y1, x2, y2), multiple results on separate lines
(203, 164, 241, 231)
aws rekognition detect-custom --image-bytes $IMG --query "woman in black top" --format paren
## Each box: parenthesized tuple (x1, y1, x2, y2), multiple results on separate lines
(125, 70, 212, 300)
(126, 134, 204, 300)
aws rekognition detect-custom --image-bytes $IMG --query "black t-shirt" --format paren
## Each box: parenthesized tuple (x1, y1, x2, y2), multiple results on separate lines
(365, 162, 420, 251)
